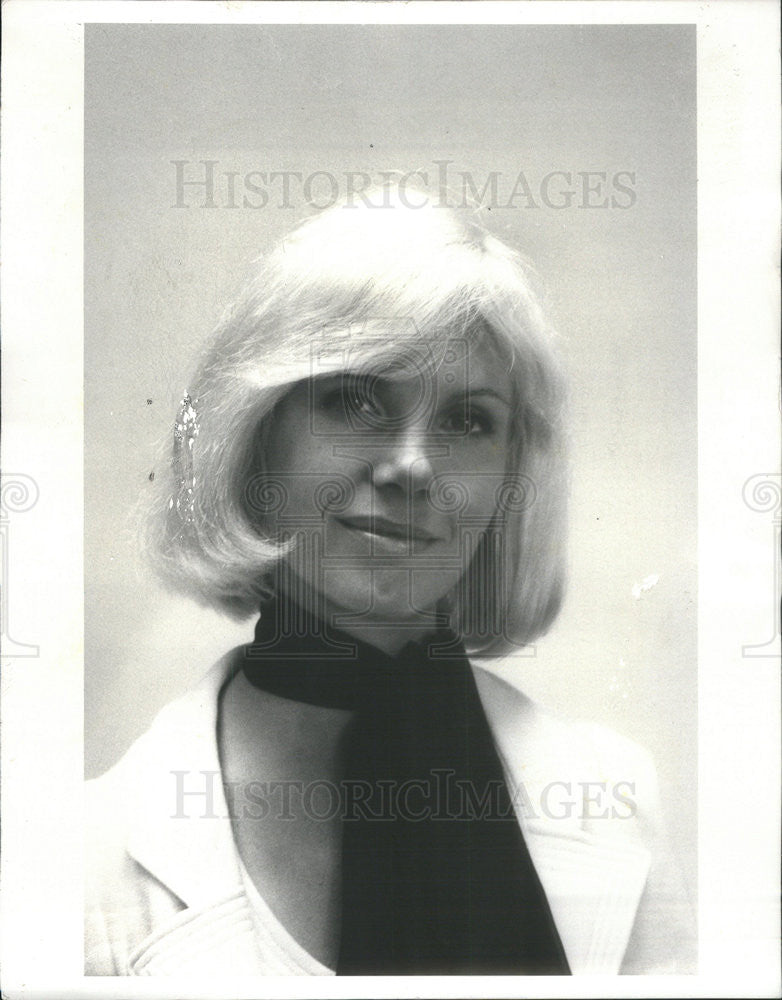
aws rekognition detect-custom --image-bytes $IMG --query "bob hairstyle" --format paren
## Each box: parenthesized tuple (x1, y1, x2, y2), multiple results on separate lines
(144, 183, 568, 654)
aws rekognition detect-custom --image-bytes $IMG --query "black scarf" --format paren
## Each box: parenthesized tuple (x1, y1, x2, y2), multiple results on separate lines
(241, 600, 570, 976)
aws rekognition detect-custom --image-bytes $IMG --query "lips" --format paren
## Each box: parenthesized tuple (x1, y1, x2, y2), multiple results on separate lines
(336, 515, 440, 547)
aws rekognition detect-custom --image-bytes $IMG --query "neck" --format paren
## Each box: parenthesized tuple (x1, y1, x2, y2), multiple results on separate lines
(336, 622, 429, 657)
(271, 587, 447, 657)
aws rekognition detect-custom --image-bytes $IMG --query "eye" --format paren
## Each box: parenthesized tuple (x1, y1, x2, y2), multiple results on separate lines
(345, 378, 385, 422)
(316, 385, 345, 415)
(439, 405, 494, 436)
(317, 377, 384, 424)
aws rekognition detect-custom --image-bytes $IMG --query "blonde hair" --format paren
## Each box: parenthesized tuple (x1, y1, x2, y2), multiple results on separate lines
(144, 184, 568, 653)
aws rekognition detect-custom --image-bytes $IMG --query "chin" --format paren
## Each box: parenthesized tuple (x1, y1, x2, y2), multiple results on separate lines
(322, 568, 450, 626)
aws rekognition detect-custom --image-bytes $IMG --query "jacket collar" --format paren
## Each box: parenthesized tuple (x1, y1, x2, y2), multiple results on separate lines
(123, 650, 650, 975)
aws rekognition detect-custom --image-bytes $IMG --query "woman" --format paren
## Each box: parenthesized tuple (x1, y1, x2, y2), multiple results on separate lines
(86, 185, 694, 976)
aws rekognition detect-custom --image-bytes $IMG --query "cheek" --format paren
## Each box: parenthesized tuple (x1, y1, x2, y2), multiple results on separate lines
(434, 440, 508, 527)
(458, 479, 502, 530)
(264, 422, 352, 523)
(264, 414, 308, 473)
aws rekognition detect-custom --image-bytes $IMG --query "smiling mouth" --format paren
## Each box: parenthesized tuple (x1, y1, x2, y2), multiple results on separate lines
(336, 516, 440, 545)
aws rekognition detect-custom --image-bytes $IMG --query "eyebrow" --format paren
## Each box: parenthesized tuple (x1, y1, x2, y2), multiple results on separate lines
(336, 374, 513, 409)
(462, 388, 513, 408)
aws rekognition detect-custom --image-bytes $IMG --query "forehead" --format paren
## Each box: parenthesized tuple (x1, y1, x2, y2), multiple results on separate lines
(344, 334, 513, 393)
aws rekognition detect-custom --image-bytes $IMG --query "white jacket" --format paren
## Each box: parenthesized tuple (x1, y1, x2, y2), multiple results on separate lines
(85, 651, 696, 976)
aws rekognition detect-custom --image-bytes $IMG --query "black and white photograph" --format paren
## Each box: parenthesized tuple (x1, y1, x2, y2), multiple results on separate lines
(1, 2, 779, 997)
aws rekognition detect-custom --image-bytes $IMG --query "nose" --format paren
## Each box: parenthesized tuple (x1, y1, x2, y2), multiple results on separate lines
(372, 427, 438, 496)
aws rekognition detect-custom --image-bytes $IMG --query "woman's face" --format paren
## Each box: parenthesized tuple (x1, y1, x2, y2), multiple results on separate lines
(260, 338, 514, 639)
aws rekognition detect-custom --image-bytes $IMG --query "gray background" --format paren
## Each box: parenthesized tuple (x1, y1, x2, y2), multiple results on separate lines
(85, 24, 696, 907)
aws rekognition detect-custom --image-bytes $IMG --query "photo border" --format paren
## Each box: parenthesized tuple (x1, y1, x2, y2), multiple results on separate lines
(1, 2, 779, 998)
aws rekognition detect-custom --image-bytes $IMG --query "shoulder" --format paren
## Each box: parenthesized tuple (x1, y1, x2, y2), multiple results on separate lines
(471, 663, 658, 833)
(85, 651, 241, 975)
(472, 662, 696, 975)
(86, 651, 232, 842)
(84, 714, 189, 974)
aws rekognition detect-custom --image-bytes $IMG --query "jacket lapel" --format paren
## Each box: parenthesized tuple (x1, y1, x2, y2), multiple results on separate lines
(473, 665, 651, 974)
(123, 652, 244, 911)
(121, 652, 271, 975)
